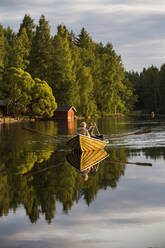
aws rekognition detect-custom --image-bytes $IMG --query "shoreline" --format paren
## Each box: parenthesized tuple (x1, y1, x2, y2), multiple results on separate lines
(0, 117, 35, 124)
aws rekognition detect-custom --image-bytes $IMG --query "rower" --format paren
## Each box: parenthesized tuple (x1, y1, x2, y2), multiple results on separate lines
(77, 122, 90, 136)
(87, 122, 104, 140)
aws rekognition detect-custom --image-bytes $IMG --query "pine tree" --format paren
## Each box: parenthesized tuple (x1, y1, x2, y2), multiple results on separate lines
(76, 27, 96, 68)
(99, 43, 127, 113)
(3, 27, 16, 68)
(140, 66, 160, 112)
(8, 27, 30, 69)
(28, 15, 52, 80)
(76, 28, 97, 115)
(50, 25, 79, 106)
(0, 25, 5, 68)
(77, 66, 96, 116)
(159, 64, 165, 113)
(18, 14, 35, 44)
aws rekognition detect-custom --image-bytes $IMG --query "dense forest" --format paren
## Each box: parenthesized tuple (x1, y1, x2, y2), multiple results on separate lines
(0, 14, 164, 117)
(128, 66, 165, 114)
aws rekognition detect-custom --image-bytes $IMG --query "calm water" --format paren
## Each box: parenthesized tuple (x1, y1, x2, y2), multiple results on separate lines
(0, 117, 165, 248)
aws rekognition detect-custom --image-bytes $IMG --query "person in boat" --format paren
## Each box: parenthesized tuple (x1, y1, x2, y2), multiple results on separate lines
(77, 122, 90, 136)
(87, 122, 104, 140)
(87, 122, 95, 136)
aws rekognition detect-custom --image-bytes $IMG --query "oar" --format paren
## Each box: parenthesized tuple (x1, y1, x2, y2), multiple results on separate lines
(104, 160, 152, 166)
(94, 122, 100, 135)
(108, 129, 151, 139)
(23, 162, 63, 176)
(22, 126, 57, 138)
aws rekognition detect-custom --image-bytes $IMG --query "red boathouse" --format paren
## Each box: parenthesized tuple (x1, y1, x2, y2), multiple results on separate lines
(54, 106, 77, 120)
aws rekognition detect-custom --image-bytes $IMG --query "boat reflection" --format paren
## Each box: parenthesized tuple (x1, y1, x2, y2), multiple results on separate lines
(67, 149, 109, 180)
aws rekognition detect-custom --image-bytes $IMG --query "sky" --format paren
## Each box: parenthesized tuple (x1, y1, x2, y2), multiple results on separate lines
(0, 0, 165, 72)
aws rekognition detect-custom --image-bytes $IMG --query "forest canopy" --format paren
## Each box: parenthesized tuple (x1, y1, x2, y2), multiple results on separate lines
(0, 14, 164, 117)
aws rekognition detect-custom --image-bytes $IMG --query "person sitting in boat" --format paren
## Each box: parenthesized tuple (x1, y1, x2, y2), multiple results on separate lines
(77, 122, 90, 136)
(87, 122, 95, 136)
(87, 122, 104, 140)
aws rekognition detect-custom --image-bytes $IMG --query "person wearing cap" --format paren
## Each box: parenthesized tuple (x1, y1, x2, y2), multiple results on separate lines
(77, 122, 90, 136)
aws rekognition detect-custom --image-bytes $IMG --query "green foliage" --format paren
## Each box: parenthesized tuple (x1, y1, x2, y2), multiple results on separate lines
(7, 28, 31, 69)
(128, 65, 164, 113)
(32, 78, 57, 118)
(1, 67, 57, 117)
(0, 25, 5, 67)
(159, 64, 165, 112)
(50, 25, 79, 106)
(3, 27, 16, 68)
(97, 43, 129, 113)
(77, 66, 97, 116)
(18, 14, 35, 43)
(0, 15, 137, 117)
(2, 67, 34, 115)
(28, 15, 52, 80)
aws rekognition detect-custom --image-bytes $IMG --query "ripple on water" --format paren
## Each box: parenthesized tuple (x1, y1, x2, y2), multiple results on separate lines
(108, 128, 165, 149)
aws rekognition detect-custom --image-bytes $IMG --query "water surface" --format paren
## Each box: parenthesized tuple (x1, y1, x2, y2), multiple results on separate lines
(0, 117, 165, 248)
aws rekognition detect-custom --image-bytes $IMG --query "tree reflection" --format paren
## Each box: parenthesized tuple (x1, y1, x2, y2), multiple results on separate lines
(129, 147, 165, 160)
(0, 143, 128, 223)
(1, 119, 164, 224)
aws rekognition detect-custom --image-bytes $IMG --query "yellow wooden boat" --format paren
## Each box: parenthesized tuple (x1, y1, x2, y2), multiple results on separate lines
(67, 134, 109, 152)
(67, 149, 109, 172)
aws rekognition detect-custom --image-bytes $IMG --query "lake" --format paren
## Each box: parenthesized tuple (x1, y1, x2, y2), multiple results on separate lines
(0, 116, 165, 248)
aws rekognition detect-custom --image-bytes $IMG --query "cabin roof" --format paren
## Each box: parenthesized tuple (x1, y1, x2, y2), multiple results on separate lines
(55, 106, 77, 112)
(0, 100, 6, 106)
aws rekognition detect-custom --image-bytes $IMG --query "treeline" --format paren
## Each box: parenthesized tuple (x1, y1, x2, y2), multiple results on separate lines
(0, 14, 136, 117)
(127, 65, 165, 114)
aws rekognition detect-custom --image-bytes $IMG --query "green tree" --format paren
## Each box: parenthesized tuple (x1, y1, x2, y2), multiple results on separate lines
(75, 28, 98, 115)
(93, 43, 105, 112)
(139, 66, 159, 112)
(77, 66, 97, 116)
(99, 43, 127, 113)
(126, 71, 140, 110)
(2, 67, 34, 115)
(8, 28, 31, 69)
(1, 67, 56, 117)
(158, 64, 165, 113)
(50, 25, 79, 106)
(123, 72, 137, 112)
(3, 27, 16, 68)
(18, 14, 35, 44)
(0, 25, 5, 68)
(31, 78, 57, 118)
(29, 15, 52, 80)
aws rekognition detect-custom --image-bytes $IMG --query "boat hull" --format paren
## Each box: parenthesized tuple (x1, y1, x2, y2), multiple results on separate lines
(67, 134, 108, 152)
(67, 149, 109, 171)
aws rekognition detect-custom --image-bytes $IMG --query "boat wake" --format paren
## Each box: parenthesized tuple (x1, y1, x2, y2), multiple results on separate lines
(107, 127, 165, 149)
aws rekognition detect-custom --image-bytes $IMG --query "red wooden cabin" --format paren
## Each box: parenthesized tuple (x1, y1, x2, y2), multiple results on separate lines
(54, 106, 77, 120)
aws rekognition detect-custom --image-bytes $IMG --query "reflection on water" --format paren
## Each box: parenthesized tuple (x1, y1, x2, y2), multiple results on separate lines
(67, 149, 109, 170)
(0, 142, 126, 223)
(0, 118, 165, 248)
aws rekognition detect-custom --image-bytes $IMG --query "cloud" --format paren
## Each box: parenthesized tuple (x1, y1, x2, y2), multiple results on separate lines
(0, 1, 164, 71)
